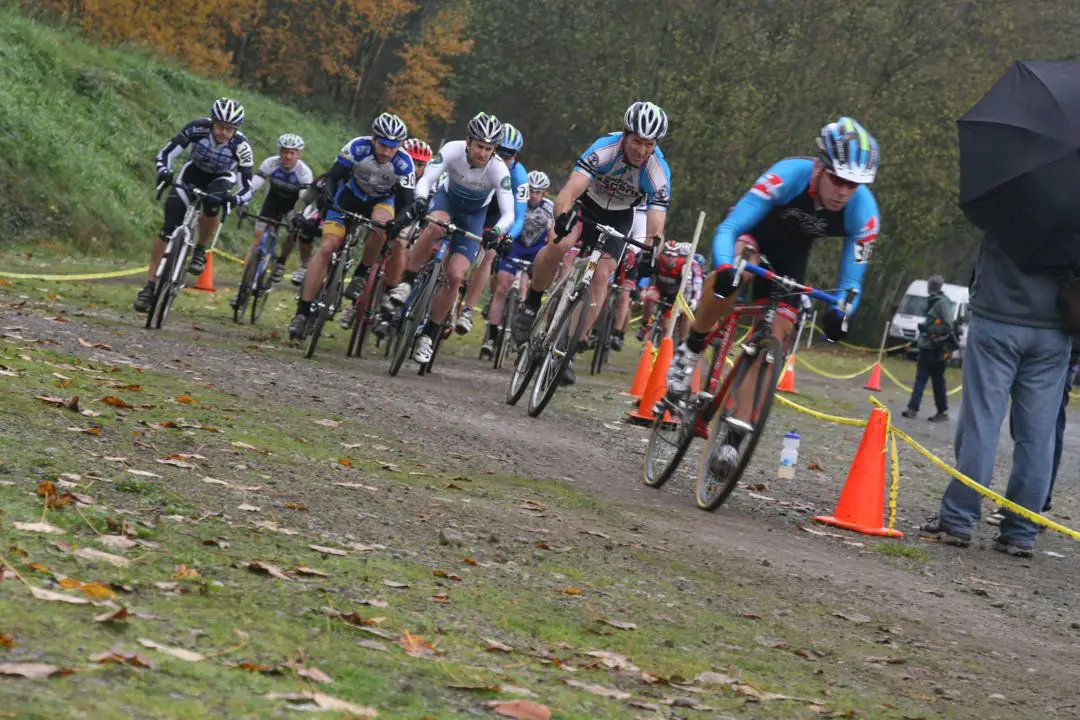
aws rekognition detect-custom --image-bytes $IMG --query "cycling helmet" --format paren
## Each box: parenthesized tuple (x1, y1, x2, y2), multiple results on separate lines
(499, 123, 524, 154)
(662, 239, 680, 255)
(211, 98, 245, 126)
(467, 112, 504, 144)
(693, 253, 706, 267)
(278, 133, 304, 150)
(527, 170, 550, 191)
(402, 138, 432, 163)
(623, 101, 668, 140)
(372, 112, 408, 146)
(817, 116, 880, 184)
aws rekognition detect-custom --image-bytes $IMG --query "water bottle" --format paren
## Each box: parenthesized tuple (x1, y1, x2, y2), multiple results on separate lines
(778, 431, 799, 479)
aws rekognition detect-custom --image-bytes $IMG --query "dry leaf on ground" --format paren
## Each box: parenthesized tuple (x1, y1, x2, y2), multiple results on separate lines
(487, 699, 552, 719)
(14, 521, 65, 535)
(602, 619, 637, 631)
(100, 396, 133, 409)
(99, 535, 136, 550)
(156, 456, 195, 469)
(313, 419, 343, 428)
(563, 679, 631, 700)
(30, 586, 89, 604)
(175, 395, 196, 405)
(137, 638, 206, 662)
(78, 338, 113, 350)
(396, 632, 436, 657)
(483, 637, 513, 653)
(171, 565, 200, 579)
(74, 548, 130, 567)
(583, 650, 639, 672)
(695, 670, 738, 686)
(832, 611, 871, 624)
(36, 395, 81, 411)
(90, 649, 155, 668)
(94, 607, 129, 623)
(309, 545, 348, 557)
(291, 567, 330, 578)
(264, 691, 377, 716)
(236, 504, 261, 513)
(126, 469, 161, 478)
(0, 662, 73, 679)
(247, 561, 291, 580)
(291, 664, 333, 684)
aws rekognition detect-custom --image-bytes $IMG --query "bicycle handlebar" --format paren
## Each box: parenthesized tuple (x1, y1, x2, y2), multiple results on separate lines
(331, 207, 391, 233)
(425, 216, 484, 244)
(733, 257, 857, 318)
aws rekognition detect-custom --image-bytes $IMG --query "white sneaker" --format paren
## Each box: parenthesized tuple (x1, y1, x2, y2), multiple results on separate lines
(413, 334, 434, 364)
(388, 282, 411, 307)
(665, 344, 700, 398)
(479, 338, 495, 360)
(708, 444, 739, 479)
(291, 267, 307, 287)
(455, 307, 473, 335)
(339, 304, 357, 329)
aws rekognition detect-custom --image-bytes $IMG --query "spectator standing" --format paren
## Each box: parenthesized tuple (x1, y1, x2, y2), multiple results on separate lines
(901, 274, 954, 422)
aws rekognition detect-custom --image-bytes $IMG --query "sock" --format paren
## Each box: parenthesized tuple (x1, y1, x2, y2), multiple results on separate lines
(727, 428, 745, 450)
(354, 263, 369, 279)
(613, 329, 624, 339)
(526, 288, 544, 308)
(402, 270, 418, 285)
(276, 254, 288, 263)
(298, 300, 313, 316)
(488, 323, 499, 341)
(686, 329, 707, 354)
(424, 322, 440, 339)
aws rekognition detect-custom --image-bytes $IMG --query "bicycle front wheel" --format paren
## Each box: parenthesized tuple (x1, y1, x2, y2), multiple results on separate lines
(527, 291, 588, 418)
(694, 336, 784, 511)
(494, 294, 516, 370)
(590, 298, 614, 375)
(388, 267, 437, 377)
(306, 260, 345, 359)
(250, 261, 273, 324)
(348, 271, 383, 358)
(643, 398, 696, 488)
(149, 235, 188, 330)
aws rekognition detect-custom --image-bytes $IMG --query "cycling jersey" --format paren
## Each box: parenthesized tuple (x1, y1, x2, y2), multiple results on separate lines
(653, 245, 703, 305)
(156, 118, 255, 204)
(519, 198, 555, 248)
(573, 132, 671, 213)
(416, 140, 515, 233)
(484, 159, 529, 239)
(711, 157, 880, 312)
(335, 136, 415, 202)
(251, 157, 314, 199)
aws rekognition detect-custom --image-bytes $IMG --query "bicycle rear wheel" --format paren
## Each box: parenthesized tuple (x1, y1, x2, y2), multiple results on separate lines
(642, 398, 696, 488)
(527, 291, 588, 418)
(493, 294, 516, 370)
(305, 259, 345, 359)
(694, 336, 784, 511)
(347, 271, 383, 358)
(590, 296, 615, 375)
(507, 293, 559, 405)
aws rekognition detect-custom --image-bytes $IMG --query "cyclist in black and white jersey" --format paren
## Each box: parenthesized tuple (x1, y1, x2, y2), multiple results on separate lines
(135, 98, 255, 313)
(234, 133, 314, 294)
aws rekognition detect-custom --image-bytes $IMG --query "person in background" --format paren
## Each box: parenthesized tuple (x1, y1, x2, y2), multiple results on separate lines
(901, 274, 953, 422)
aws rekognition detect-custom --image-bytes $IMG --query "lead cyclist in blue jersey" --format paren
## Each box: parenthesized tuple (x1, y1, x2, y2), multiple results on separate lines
(512, 101, 672, 383)
(666, 117, 882, 405)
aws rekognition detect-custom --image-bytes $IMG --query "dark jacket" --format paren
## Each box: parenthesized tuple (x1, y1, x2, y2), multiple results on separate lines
(918, 293, 954, 351)
(969, 232, 1064, 329)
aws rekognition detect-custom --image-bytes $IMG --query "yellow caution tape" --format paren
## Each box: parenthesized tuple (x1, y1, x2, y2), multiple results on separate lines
(810, 323, 909, 353)
(675, 293, 695, 323)
(209, 248, 245, 265)
(795, 355, 875, 380)
(887, 427, 901, 532)
(891, 427, 1080, 541)
(774, 393, 868, 428)
(0, 266, 149, 281)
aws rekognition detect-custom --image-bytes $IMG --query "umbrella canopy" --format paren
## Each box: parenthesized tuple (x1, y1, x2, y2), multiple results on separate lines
(958, 60, 1080, 271)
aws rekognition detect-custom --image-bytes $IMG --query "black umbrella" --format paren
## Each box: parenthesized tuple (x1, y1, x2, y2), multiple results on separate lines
(958, 60, 1080, 271)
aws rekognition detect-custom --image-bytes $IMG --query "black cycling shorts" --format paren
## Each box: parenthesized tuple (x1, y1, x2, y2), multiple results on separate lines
(160, 164, 234, 240)
(577, 195, 634, 261)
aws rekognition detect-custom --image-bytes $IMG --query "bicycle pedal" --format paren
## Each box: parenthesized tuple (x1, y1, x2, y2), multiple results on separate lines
(740, 343, 757, 356)
(695, 391, 715, 404)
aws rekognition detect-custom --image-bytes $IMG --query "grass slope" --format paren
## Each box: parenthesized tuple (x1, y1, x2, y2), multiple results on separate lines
(0, 7, 349, 255)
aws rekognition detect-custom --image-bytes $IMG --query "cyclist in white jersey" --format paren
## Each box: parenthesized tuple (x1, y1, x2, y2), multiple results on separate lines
(386, 113, 516, 365)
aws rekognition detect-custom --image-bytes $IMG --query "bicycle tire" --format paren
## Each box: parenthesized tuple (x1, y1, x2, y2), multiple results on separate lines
(305, 258, 345, 359)
(642, 398, 696, 488)
(388, 266, 436, 377)
(507, 292, 559, 406)
(590, 295, 615, 375)
(694, 336, 785, 511)
(420, 322, 445, 376)
(234, 250, 259, 323)
(250, 267, 272, 324)
(494, 294, 517, 370)
(348, 271, 383, 358)
(417, 269, 446, 376)
(528, 290, 589, 418)
(152, 237, 188, 330)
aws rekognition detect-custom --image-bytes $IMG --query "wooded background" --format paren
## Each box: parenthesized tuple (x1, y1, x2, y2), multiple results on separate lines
(20, 0, 1080, 337)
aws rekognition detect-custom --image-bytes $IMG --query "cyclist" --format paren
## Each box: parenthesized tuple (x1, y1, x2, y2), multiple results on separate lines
(288, 112, 415, 340)
(230, 133, 314, 307)
(135, 98, 254, 313)
(637, 241, 703, 342)
(458, 124, 529, 337)
(666, 117, 880, 467)
(386, 112, 515, 365)
(511, 101, 672, 385)
(480, 169, 555, 360)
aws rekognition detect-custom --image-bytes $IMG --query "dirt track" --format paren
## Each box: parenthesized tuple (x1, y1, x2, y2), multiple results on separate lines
(3, 294, 1080, 717)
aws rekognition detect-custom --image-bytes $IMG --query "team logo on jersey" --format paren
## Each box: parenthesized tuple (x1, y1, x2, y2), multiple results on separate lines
(500, 176, 512, 190)
(750, 173, 784, 200)
(583, 151, 600, 170)
(853, 216, 879, 263)
(653, 184, 670, 205)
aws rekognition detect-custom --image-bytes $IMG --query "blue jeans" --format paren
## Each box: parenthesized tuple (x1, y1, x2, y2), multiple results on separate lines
(1009, 368, 1071, 512)
(938, 315, 1069, 547)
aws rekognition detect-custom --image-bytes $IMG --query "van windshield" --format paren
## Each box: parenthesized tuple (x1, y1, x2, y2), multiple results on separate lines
(897, 294, 929, 316)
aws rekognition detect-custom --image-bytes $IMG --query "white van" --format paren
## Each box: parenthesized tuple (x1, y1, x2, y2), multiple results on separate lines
(889, 280, 970, 360)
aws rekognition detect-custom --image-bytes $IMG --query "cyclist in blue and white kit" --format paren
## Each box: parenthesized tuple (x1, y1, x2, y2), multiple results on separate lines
(135, 98, 254, 313)
(666, 117, 881, 468)
(457, 124, 529, 336)
(233, 134, 314, 300)
(289, 112, 415, 340)
(386, 112, 516, 365)
(480, 170, 555, 360)
(511, 101, 672, 384)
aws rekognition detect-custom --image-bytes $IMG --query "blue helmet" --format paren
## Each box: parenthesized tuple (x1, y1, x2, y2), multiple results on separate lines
(817, 116, 880, 184)
(499, 123, 524, 154)
(693, 254, 706, 267)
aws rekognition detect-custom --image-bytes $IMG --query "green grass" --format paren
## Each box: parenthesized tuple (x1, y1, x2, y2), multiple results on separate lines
(0, 6, 350, 256)
(869, 542, 931, 562)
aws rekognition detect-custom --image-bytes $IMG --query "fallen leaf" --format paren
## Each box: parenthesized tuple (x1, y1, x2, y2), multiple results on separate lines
(291, 567, 330, 578)
(695, 670, 738, 686)
(483, 638, 514, 653)
(580, 530, 611, 539)
(29, 586, 89, 604)
(487, 699, 551, 720)
(285, 503, 308, 511)
(808, 462, 823, 471)
(80, 583, 117, 600)
(81, 409, 102, 417)
(253, 521, 299, 535)
(865, 656, 907, 665)
(100, 396, 133, 409)
(156, 456, 195, 469)
(735, 683, 794, 701)
(358, 598, 389, 608)
(462, 556, 478, 566)
(94, 607, 130, 623)
(833, 611, 871, 624)
(248, 562, 291, 580)
(236, 504, 261, 513)
(175, 395, 196, 405)
(14, 521, 66, 535)
(234, 661, 278, 673)
(431, 592, 451, 604)
(0, 633, 13, 648)
(126, 469, 161, 478)
(138, 639, 206, 662)
(74, 548, 130, 567)
(313, 419, 343, 428)
(91, 649, 155, 669)
(350, 543, 386, 552)
(337, 457, 353, 468)
(36, 395, 81, 411)
(0, 662, 73, 680)
(602, 619, 637, 631)
(382, 580, 409, 589)
(332, 482, 379, 492)
(794, 648, 821, 661)
(78, 338, 113, 351)
(309, 545, 348, 557)
(171, 564, 200, 579)
(230, 441, 257, 450)
(563, 679, 631, 700)
(555, 586, 582, 596)
(264, 691, 376, 717)
(396, 632, 435, 657)
(98, 535, 136, 550)
(583, 651, 639, 672)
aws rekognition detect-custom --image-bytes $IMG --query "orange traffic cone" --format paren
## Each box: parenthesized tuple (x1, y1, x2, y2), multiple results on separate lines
(865, 362, 882, 391)
(627, 336, 673, 425)
(813, 407, 903, 537)
(192, 251, 216, 292)
(627, 339, 655, 398)
(777, 354, 797, 393)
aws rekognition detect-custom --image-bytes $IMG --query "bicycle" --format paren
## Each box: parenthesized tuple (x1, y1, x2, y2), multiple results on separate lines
(492, 258, 533, 370)
(507, 219, 649, 416)
(299, 210, 388, 359)
(232, 213, 287, 325)
(385, 217, 484, 377)
(145, 183, 227, 331)
(642, 252, 854, 511)
(589, 281, 621, 376)
(345, 232, 396, 360)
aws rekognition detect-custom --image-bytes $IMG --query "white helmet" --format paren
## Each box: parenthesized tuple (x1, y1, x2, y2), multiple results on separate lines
(467, 112, 504, 144)
(211, 98, 245, 126)
(527, 170, 550, 191)
(623, 101, 668, 140)
(372, 112, 408, 144)
(278, 133, 304, 150)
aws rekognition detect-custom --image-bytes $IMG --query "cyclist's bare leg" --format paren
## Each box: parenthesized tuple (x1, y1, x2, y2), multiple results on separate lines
(615, 287, 632, 333)
(431, 252, 472, 327)
(384, 236, 409, 286)
(196, 214, 220, 250)
(490, 270, 514, 326)
(148, 237, 166, 282)
(585, 257, 617, 331)
(301, 226, 345, 302)
(358, 208, 393, 269)
(243, 225, 267, 283)
(678, 313, 692, 342)
(731, 313, 794, 424)
(528, 226, 580, 292)
(641, 293, 656, 331)
(690, 239, 760, 335)
(465, 248, 495, 310)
